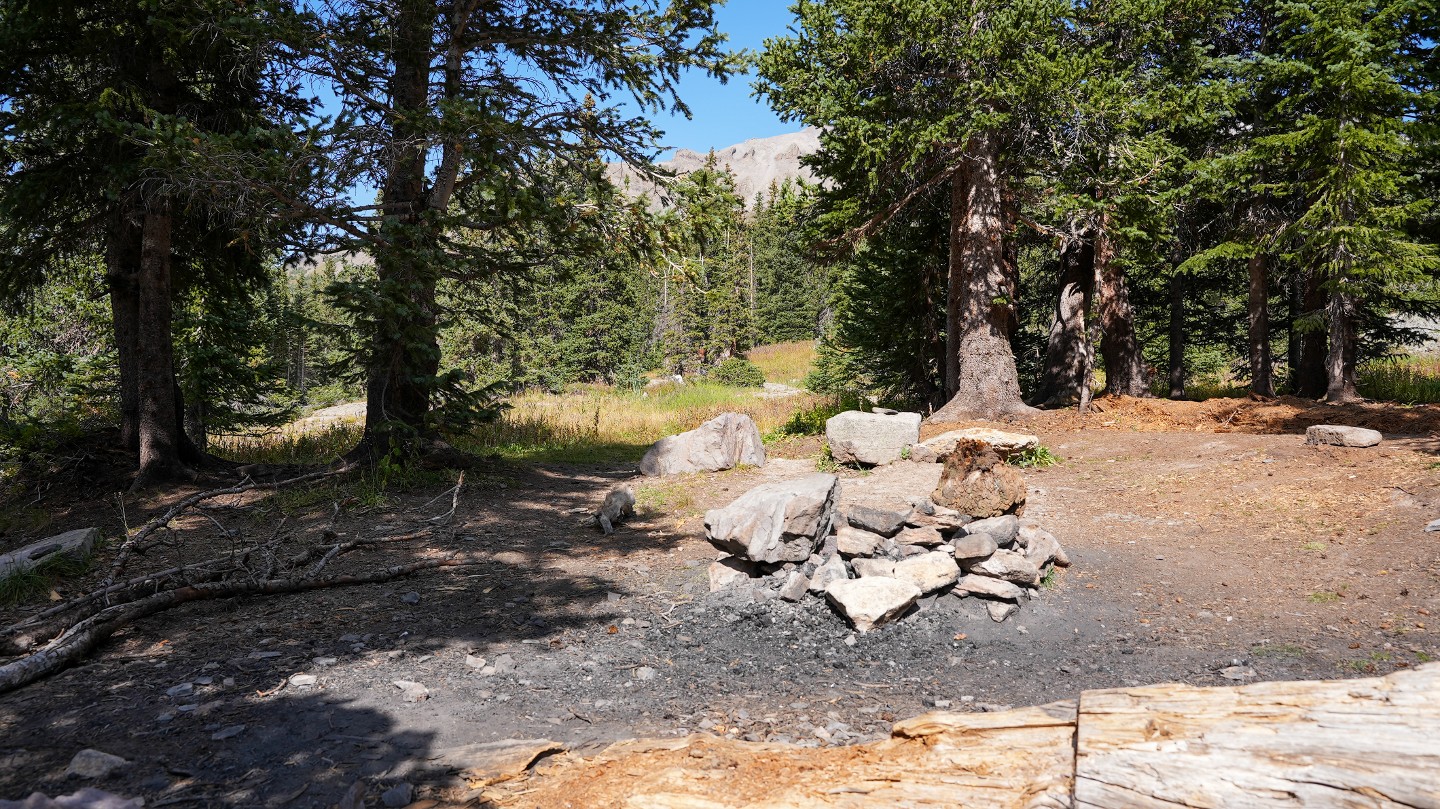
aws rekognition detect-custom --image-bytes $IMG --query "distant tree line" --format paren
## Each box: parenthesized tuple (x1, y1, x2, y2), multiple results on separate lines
(759, 0, 1439, 416)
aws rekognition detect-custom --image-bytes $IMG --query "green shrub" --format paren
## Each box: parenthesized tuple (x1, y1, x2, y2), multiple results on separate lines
(710, 357, 766, 388)
(1008, 445, 1062, 468)
(768, 393, 863, 439)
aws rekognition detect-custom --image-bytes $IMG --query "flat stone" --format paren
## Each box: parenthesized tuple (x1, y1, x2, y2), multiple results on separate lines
(953, 574, 1026, 601)
(892, 552, 960, 595)
(400, 591, 421, 605)
(826, 411, 922, 466)
(381, 783, 414, 809)
(704, 474, 840, 564)
(641, 412, 766, 476)
(708, 557, 757, 592)
(824, 577, 920, 633)
(851, 558, 896, 578)
(953, 533, 999, 562)
(0, 528, 100, 580)
(465, 654, 487, 670)
(807, 554, 850, 593)
(835, 525, 884, 557)
(844, 505, 907, 537)
(909, 428, 1039, 463)
(895, 526, 945, 547)
(0, 790, 144, 809)
(1020, 528, 1070, 569)
(63, 750, 128, 779)
(635, 666, 659, 681)
(288, 674, 318, 687)
(393, 680, 429, 702)
(962, 515, 1020, 546)
(988, 601, 1020, 623)
(964, 549, 1042, 587)
(1305, 424, 1382, 448)
(778, 571, 809, 602)
(211, 725, 246, 741)
(165, 683, 194, 698)
(1427, 519, 1440, 533)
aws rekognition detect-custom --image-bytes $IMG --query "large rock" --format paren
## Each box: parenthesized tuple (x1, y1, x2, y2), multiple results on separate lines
(0, 528, 99, 580)
(807, 554, 851, 593)
(1305, 425, 1382, 448)
(953, 574, 1026, 601)
(63, 750, 128, 779)
(704, 474, 840, 564)
(909, 428, 1040, 463)
(953, 533, 999, 563)
(824, 578, 920, 633)
(852, 558, 897, 578)
(826, 411, 922, 466)
(964, 549, 1042, 587)
(963, 515, 1020, 546)
(893, 552, 960, 595)
(640, 412, 765, 476)
(932, 440, 1027, 518)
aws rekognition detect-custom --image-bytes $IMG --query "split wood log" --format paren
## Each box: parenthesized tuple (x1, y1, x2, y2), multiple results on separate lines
(1073, 664, 1440, 808)
(482, 665, 1440, 809)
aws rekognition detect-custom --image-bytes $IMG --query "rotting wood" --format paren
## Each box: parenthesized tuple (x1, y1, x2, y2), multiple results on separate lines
(480, 666, 1440, 809)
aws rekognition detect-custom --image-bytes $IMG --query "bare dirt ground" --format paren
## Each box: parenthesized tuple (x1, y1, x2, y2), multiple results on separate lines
(2, 397, 1439, 807)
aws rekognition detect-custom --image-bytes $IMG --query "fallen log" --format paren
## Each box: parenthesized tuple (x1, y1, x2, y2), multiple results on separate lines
(479, 665, 1440, 808)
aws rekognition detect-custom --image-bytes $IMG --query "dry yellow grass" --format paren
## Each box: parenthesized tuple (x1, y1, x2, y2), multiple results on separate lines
(749, 341, 817, 386)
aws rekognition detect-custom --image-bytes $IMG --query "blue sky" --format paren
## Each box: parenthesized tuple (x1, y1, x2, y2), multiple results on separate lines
(648, 0, 803, 156)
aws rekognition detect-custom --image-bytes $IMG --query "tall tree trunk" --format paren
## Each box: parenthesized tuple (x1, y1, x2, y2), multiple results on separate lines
(1247, 254, 1274, 397)
(1294, 270, 1328, 398)
(1095, 216, 1149, 397)
(106, 208, 143, 451)
(943, 175, 964, 401)
(358, 0, 440, 459)
(1325, 289, 1359, 402)
(134, 202, 187, 484)
(1034, 234, 1095, 407)
(931, 132, 1034, 421)
(1168, 271, 1186, 399)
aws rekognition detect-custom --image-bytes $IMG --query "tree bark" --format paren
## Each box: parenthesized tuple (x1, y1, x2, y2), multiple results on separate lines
(134, 202, 187, 484)
(931, 132, 1034, 421)
(106, 208, 143, 450)
(1034, 234, 1095, 407)
(1167, 271, 1186, 399)
(1325, 288, 1359, 402)
(1247, 253, 1274, 397)
(943, 176, 964, 401)
(358, 0, 441, 459)
(1293, 270, 1328, 398)
(1094, 217, 1149, 397)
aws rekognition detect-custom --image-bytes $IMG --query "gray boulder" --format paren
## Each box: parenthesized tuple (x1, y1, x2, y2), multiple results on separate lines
(835, 525, 883, 557)
(824, 578, 920, 633)
(807, 554, 850, 593)
(708, 557, 756, 592)
(704, 474, 840, 564)
(640, 412, 765, 476)
(908, 428, 1040, 463)
(963, 549, 1042, 587)
(953, 533, 999, 563)
(826, 411, 922, 465)
(1305, 424, 1382, 448)
(953, 574, 1026, 601)
(962, 515, 1020, 546)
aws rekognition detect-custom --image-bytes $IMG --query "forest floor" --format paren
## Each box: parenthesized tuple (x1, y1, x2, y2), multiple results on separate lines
(2, 394, 1439, 807)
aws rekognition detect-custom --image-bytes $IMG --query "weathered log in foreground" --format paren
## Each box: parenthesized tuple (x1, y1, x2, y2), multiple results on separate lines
(481, 664, 1440, 808)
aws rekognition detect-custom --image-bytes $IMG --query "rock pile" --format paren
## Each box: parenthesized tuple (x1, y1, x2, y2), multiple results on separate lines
(703, 469, 1070, 633)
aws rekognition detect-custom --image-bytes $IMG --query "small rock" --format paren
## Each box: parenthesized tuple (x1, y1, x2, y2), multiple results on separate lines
(824, 577, 920, 633)
(289, 674, 318, 687)
(953, 533, 999, 562)
(895, 526, 945, 547)
(64, 750, 129, 779)
(635, 666, 659, 681)
(953, 574, 1026, 601)
(1425, 519, 1440, 533)
(465, 654, 487, 670)
(987, 601, 1019, 623)
(381, 783, 414, 809)
(211, 725, 246, 741)
(892, 552, 960, 595)
(807, 554, 850, 593)
(400, 591, 421, 605)
(778, 571, 809, 602)
(851, 557, 896, 578)
(1220, 665, 1257, 681)
(491, 654, 517, 674)
(835, 525, 884, 557)
(708, 557, 757, 592)
(1305, 424, 1382, 448)
(165, 683, 194, 698)
(844, 505, 907, 537)
(963, 549, 1042, 587)
(248, 651, 281, 660)
(393, 681, 429, 702)
(962, 515, 1020, 546)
